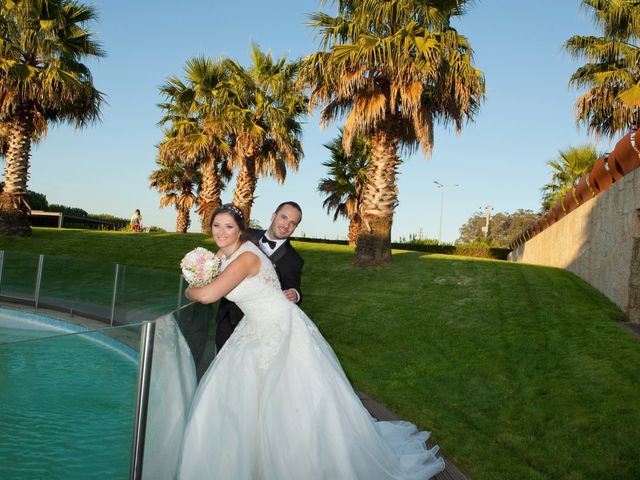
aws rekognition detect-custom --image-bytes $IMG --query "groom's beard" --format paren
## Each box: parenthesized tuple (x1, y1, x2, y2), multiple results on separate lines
(266, 229, 291, 241)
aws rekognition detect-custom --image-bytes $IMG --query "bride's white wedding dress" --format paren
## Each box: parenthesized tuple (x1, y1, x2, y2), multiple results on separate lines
(178, 241, 445, 479)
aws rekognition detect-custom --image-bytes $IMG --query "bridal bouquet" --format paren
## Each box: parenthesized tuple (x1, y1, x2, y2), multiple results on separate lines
(180, 247, 221, 287)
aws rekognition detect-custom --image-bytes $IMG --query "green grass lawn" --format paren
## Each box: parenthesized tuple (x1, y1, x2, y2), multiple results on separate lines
(1, 228, 639, 479)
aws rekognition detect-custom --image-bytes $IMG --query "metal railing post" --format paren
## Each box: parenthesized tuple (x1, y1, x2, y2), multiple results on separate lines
(34, 254, 44, 308)
(0, 250, 4, 294)
(110, 264, 120, 326)
(129, 321, 156, 480)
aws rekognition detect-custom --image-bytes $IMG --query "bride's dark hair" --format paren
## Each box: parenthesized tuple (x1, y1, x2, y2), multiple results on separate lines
(211, 203, 249, 241)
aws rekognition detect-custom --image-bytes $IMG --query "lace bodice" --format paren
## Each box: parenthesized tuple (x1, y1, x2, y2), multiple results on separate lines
(219, 241, 290, 321)
(218, 241, 293, 369)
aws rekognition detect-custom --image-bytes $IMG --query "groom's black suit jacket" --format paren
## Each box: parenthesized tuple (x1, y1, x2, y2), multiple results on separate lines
(214, 228, 304, 352)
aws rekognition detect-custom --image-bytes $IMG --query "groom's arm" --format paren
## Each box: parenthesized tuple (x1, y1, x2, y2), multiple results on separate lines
(278, 250, 304, 305)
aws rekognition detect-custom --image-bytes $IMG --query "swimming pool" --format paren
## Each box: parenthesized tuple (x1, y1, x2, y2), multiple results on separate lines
(0, 308, 140, 479)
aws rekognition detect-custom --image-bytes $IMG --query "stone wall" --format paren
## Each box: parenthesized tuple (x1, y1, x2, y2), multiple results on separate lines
(509, 167, 640, 322)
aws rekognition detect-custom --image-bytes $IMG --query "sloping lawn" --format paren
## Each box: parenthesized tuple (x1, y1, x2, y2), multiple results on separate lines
(1, 228, 638, 479)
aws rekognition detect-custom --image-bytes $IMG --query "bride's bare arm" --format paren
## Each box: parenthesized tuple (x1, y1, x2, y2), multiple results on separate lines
(185, 252, 260, 304)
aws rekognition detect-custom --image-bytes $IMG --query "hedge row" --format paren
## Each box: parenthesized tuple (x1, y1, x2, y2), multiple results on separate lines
(291, 237, 511, 260)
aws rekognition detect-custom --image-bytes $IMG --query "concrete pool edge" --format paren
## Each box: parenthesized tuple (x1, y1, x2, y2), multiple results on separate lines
(0, 302, 141, 362)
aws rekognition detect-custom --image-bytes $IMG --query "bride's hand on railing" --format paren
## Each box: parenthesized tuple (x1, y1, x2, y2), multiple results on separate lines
(185, 286, 195, 301)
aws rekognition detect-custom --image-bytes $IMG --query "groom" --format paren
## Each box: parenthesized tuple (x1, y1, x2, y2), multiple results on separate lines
(214, 201, 304, 352)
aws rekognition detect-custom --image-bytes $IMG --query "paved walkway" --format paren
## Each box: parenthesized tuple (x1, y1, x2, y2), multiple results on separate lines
(621, 321, 640, 340)
(357, 391, 469, 480)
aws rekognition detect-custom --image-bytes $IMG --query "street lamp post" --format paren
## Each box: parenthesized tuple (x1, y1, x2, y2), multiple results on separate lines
(481, 204, 493, 238)
(434, 181, 459, 243)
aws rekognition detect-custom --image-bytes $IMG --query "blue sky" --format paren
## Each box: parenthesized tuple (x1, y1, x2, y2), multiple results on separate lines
(21, 0, 613, 242)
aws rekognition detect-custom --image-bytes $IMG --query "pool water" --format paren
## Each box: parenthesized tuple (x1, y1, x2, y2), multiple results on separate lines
(0, 308, 139, 479)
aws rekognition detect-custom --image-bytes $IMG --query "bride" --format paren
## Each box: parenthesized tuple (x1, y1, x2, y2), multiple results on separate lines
(178, 203, 445, 479)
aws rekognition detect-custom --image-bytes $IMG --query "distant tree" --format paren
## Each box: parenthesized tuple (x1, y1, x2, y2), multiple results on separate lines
(457, 212, 486, 245)
(457, 209, 539, 247)
(0, 0, 104, 236)
(541, 145, 598, 211)
(318, 133, 370, 245)
(90, 213, 129, 229)
(47, 204, 89, 217)
(566, 1, 640, 136)
(149, 158, 200, 233)
(26, 191, 48, 211)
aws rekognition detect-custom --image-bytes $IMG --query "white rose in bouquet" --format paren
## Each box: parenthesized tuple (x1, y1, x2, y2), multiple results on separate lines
(180, 247, 221, 287)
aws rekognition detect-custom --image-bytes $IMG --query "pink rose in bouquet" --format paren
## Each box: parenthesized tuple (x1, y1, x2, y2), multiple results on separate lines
(180, 247, 221, 287)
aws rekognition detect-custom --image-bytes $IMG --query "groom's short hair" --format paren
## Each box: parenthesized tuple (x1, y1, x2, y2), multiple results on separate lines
(275, 201, 302, 220)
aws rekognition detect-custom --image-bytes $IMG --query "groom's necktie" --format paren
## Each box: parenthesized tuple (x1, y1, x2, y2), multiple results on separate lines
(261, 235, 277, 250)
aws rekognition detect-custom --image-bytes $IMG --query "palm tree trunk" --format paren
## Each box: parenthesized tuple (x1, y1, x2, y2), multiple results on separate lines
(353, 128, 400, 266)
(232, 157, 257, 222)
(197, 156, 223, 235)
(0, 109, 35, 237)
(176, 207, 190, 233)
(348, 216, 361, 246)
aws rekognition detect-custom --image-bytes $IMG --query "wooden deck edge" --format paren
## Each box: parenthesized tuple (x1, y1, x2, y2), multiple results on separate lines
(620, 322, 640, 340)
(357, 391, 470, 480)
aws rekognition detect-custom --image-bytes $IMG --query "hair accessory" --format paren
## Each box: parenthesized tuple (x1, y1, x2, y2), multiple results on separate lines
(221, 203, 244, 220)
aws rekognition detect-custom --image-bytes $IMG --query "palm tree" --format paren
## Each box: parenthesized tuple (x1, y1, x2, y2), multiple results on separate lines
(541, 145, 599, 211)
(225, 45, 307, 221)
(0, 0, 104, 236)
(158, 57, 232, 235)
(318, 132, 370, 245)
(566, 1, 640, 137)
(303, 0, 485, 265)
(149, 158, 200, 233)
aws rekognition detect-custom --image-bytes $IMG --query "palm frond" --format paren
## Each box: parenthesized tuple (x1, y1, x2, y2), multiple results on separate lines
(566, 1, 640, 136)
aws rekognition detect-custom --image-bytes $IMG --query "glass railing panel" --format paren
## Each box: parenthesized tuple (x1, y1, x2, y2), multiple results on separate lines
(0, 250, 39, 301)
(0, 250, 185, 325)
(0, 306, 101, 345)
(38, 254, 115, 320)
(114, 265, 182, 324)
(0, 322, 145, 480)
(141, 313, 198, 479)
(174, 301, 216, 375)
